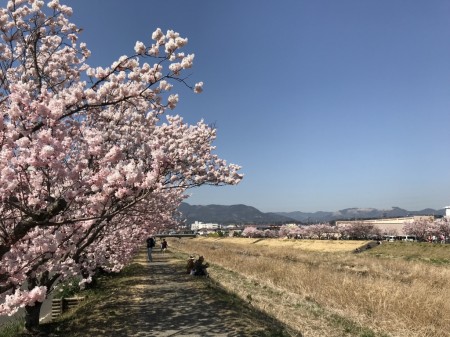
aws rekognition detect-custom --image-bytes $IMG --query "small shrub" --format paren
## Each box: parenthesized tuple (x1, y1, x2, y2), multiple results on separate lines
(207, 232, 220, 237)
(53, 277, 82, 299)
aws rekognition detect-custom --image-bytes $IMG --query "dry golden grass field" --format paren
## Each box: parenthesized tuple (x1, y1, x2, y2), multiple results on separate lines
(169, 237, 450, 337)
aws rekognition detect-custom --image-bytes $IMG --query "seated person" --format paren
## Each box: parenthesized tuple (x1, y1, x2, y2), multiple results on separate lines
(193, 256, 209, 276)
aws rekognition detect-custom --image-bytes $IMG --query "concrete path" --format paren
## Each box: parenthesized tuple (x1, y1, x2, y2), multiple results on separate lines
(52, 249, 285, 337)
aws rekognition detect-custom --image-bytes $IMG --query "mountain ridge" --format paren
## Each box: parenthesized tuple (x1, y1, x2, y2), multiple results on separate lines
(179, 202, 444, 225)
(178, 202, 296, 225)
(276, 206, 444, 222)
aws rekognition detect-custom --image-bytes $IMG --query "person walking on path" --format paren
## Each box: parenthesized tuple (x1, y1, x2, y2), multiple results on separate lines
(146, 236, 156, 262)
(161, 238, 168, 254)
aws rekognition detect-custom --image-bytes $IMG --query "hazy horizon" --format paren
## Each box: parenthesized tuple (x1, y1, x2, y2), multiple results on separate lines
(182, 200, 447, 214)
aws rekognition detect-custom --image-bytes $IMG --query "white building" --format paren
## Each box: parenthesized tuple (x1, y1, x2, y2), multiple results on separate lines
(335, 215, 434, 236)
(445, 206, 450, 218)
(190, 221, 220, 231)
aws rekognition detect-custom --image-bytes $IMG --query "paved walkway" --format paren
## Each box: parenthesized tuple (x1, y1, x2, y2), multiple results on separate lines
(52, 249, 285, 337)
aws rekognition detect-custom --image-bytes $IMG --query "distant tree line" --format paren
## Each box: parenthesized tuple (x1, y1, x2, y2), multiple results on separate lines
(240, 218, 450, 242)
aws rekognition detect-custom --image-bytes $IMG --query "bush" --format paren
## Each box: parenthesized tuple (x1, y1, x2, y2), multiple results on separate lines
(53, 277, 82, 299)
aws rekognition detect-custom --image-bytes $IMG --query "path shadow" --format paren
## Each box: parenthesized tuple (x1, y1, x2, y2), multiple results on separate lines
(43, 250, 292, 337)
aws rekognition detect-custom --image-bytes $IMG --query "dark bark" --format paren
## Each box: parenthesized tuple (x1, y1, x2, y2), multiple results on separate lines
(0, 198, 67, 260)
(24, 301, 43, 331)
(23, 271, 58, 331)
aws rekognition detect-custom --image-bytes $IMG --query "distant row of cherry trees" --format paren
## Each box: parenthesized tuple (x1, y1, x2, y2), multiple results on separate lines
(241, 218, 450, 241)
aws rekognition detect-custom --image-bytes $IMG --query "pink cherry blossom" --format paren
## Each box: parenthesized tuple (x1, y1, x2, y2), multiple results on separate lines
(0, 0, 242, 329)
(194, 82, 204, 93)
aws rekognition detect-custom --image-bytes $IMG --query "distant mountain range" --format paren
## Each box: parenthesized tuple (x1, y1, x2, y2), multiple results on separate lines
(178, 203, 444, 225)
(276, 207, 445, 223)
(178, 203, 294, 225)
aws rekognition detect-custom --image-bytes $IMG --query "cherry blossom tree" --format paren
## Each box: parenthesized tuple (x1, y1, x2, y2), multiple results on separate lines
(294, 225, 307, 239)
(263, 229, 277, 238)
(336, 222, 381, 240)
(278, 224, 293, 238)
(404, 218, 450, 242)
(279, 224, 304, 239)
(0, 0, 242, 330)
(402, 220, 432, 241)
(305, 223, 335, 239)
(242, 226, 262, 238)
(435, 218, 450, 241)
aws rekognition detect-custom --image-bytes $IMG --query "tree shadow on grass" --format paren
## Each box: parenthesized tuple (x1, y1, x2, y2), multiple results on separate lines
(38, 250, 295, 337)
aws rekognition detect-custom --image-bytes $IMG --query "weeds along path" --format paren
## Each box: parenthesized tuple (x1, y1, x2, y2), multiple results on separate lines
(170, 240, 370, 337)
(48, 249, 291, 337)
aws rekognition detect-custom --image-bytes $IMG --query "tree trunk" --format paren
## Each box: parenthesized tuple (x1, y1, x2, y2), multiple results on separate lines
(22, 271, 59, 332)
(24, 301, 43, 331)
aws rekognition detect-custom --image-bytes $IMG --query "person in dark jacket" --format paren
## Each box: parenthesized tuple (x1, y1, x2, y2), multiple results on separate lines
(146, 236, 155, 262)
(193, 256, 209, 276)
(161, 238, 168, 254)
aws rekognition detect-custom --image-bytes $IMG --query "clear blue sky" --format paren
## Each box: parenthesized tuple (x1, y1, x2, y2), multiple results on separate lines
(67, 1, 450, 212)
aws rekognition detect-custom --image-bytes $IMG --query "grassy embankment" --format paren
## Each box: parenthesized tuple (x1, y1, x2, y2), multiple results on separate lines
(0, 269, 130, 337)
(169, 237, 450, 337)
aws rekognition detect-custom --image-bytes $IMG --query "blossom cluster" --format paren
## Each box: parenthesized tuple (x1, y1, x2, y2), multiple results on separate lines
(403, 218, 450, 241)
(242, 223, 380, 240)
